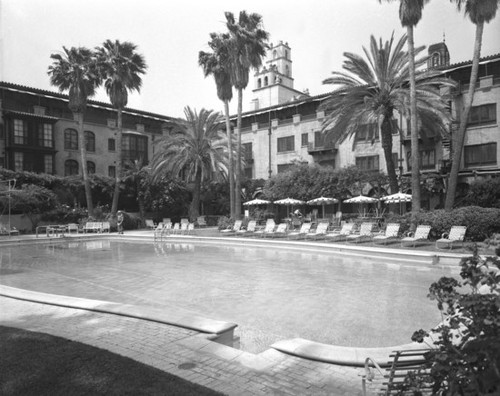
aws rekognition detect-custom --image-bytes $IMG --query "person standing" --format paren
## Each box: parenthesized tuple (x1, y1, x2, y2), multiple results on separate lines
(117, 211, 124, 234)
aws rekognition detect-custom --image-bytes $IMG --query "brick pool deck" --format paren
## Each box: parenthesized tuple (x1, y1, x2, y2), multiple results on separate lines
(0, 228, 483, 395)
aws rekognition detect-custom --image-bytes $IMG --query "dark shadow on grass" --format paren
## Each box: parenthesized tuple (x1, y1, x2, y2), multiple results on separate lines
(0, 325, 223, 396)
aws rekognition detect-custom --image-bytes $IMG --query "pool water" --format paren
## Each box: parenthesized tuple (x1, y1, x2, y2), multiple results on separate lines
(0, 240, 458, 353)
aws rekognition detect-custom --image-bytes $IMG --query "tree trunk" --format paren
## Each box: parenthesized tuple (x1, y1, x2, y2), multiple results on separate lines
(445, 22, 484, 211)
(408, 25, 421, 221)
(234, 87, 243, 220)
(111, 108, 123, 215)
(189, 169, 202, 220)
(137, 181, 145, 228)
(76, 112, 94, 217)
(224, 100, 235, 218)
(381, 117, 399, 194)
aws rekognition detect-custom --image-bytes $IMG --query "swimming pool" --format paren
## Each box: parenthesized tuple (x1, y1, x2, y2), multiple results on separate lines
(0, 239, 458, 353)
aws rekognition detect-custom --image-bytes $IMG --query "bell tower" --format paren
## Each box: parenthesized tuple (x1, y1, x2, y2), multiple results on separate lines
(428, 36, 450, 69)
(251, 41, 307, 110)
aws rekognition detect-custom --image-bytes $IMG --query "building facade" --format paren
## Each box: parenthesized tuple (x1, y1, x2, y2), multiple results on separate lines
(0, 82, 178, 177)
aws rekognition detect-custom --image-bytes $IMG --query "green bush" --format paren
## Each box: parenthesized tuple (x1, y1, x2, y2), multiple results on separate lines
(217, 216, 233, 231)
(460, 177, 500, 208)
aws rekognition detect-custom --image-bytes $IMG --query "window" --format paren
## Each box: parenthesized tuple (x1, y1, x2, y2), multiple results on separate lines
(243, 167, 253, 179)
(243, 142, 252, 161)
(108, 166, 116, 178)
(14, 152, 24, 171)
(392, 153, 400, 170)
(39, 124, 53, 148)
(301, 133, 308, 147)
(355, 123, 379, 142)
(277, 136, 294, 152)
(13, 119, 28, 145)
(108, 138, 116, 151)
(273, 50, 277, 59)
(85, 131, 95, 152)
(464, 143, 497, 167)
(257, 78, 262, 89)
(122, 134, 148, 162)
(264, 76, 268, 86)
(314, 131, 324, 148)
(277, 163, 293, 173)
(407, 149, 436, 170)
(44, 155, 53, 174)
(468, 103, 496, 126)
(86, 161, 96, 174)
(64, 128, 78, 150)
(64, 159, 79, 176)
(355, 155, 379, 172)
(285, 65, 290, 76)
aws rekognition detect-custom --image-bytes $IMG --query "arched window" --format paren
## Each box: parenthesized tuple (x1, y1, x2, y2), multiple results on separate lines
(285, 50, 288, 59)
(86, 161, 96, 174)
(432, 53, 440, 67)
(273, 50, 277, 59)
(285, 65, 290, 77)
(257, 78, 262, 88)
(64, 159, 79, 176)
(85, 131, 95, 152)
(64, 128, 78, 150)
(264, 76, 268, 86)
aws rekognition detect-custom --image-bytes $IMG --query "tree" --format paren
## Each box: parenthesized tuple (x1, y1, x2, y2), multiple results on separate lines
(380, 0, 429, 219)
(122, 158, 148, 227)
(199, 32, 236, 218)
(150, 107, 230, 220)
(445, 0, 499, 210)
(96, 40, 147, 215)
(225, 11, 269, 219)
(48, 46, 100, 217)
(321, 33, 453, 196)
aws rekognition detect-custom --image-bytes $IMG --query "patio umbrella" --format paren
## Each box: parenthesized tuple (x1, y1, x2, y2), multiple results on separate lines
(343, 195, 379, 217)
(274, 197, 305, 217)
(243, 198, 271, 206)
(306, 196, 339, 219)
(380, 191, 412, 215)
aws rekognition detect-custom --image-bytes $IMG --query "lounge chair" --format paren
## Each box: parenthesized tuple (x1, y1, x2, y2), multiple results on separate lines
(324, 222, 355, 242)
(287, 222, 312, 240)
(185, 223, 195, 235)
(266, 223, 288, 238)
(83, 222, 100, 233)
(401, 225, 431, 247)
(163, 218, 171, 225)
(157, 222, 172, 239)
(372, 223, 400, 245)
(436, 226, 467, 250)
(346, 222, 376, 243)
(180, 218, 190, 225)
(170, 222, 180, 235)
(66, 223, 80, 234)
(220, 220, 243, 235)
(178, 222, 189, 234)
(236, 220, 257, 236)
(101, 221, 110, 233)
(145, 219, 156, 229)
(196, 216, 207, 227)
(305, 222, 330, 240)
(253, 219, 276, 237)
(0, 223, 19, 236)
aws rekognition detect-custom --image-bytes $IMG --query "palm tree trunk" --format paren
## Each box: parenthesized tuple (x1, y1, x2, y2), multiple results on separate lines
(445, 22, 484, 211)
(234, 87, 243, 220)
(381, 117, 399, 194)
(224, 100, 235, 218)
(408, 25, 421, 218)
(111, 108, 123, 215)
(76, 112, 94, 217)
(137, 181, 146, 227)
(190, 169, 202, 220)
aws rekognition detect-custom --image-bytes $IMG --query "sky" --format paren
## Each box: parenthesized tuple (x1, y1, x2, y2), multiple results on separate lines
(1, 0, 499, 119)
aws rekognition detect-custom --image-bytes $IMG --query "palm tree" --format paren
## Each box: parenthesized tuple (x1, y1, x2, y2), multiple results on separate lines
(321, 34, 454, 194)
(445, 0, 499, 210)
(150, 107, 230, 220)
(122, 158, 148, 227)
(380, 0, 429, 216)
(199, 32, 236, 218)
(48, 46, 100, 217)
(96, 39, 147, 215)
(225, 11, 269, 219)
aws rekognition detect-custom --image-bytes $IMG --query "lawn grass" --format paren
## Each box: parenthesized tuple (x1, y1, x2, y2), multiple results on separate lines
(0, 325, 224, 396)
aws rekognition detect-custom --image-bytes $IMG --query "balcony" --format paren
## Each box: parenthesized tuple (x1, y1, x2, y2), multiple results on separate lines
(307, 142, 336, 154)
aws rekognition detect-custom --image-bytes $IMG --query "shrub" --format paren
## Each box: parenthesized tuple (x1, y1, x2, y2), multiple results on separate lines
(217, 216, 233, 231)
(460, 178, 500, 208)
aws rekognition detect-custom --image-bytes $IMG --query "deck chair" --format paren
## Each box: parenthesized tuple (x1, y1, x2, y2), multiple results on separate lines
(254, 219, 276, 237)
(145, 219, 156, 229)
(436, 226, 467, 250)
(305, 222, 329, 240)
(373, 223, 400, 245)
(287, 222, 312, 239)
(170, 222, 180, 235)
(163, 218, 171, 225)
(178, 222, 189, 234)
(185, 223, 195, 235)
(220, 219, 243, 234)
(346, 222, 375, 243)
(325, 222, 355, 242)
(158, 222, 172, 239)
(236, 220, 257, 236)
(401, 225, 431, 247)
(180, 218, 189, 225)
(196, 216, 207, 227)
(266, 223, 288, 238)
(101, 222, 110, 233)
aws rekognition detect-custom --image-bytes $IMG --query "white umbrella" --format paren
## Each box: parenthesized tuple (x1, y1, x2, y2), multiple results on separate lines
(307, 196, 339, 219)
(381, 191, 412, 214)
(274, 197, 305, 217)
(243, 198, 271, 206)
(343, 195, 379, 217)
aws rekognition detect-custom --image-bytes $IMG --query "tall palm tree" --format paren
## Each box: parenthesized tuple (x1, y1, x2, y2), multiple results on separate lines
(96, 39, 147, 215)
(225, 11, 269, 219)
(445, 0, 499, 210)
(199, 32, 236, 218)
(321, 34, 454, 194)
(48, 46, 100, 217)
(150, 107, 230, 220)
(380, 0, 429, 216)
